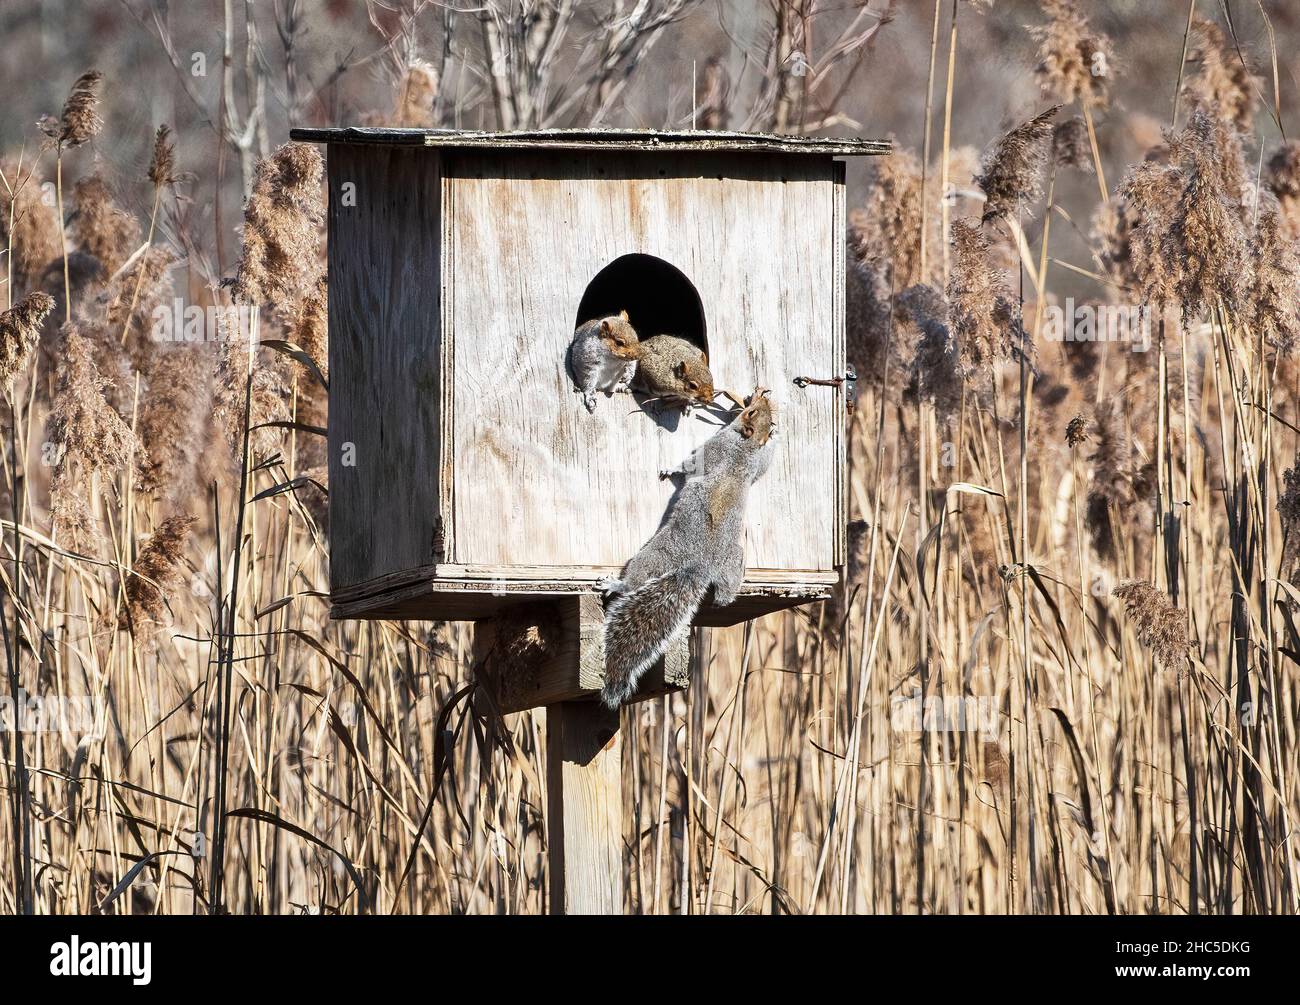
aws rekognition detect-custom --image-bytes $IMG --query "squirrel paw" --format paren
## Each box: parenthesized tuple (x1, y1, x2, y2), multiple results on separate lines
(596, 575, 625, 600)
(582, 392, 597, 413)
(712, 587, 739, 607)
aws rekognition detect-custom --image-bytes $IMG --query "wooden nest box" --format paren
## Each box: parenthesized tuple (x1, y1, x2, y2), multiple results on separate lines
(291, 127, 887, 630)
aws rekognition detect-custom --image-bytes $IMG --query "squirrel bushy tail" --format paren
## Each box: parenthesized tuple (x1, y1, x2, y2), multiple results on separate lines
(601, 565, 711, 709)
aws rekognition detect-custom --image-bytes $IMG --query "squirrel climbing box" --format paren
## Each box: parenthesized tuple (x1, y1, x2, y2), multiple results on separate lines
(290, 127, 887, 627)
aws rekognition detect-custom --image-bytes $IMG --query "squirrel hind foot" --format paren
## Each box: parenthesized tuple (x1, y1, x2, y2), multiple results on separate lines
(711, 584, 739, 607)
(596, 575, 626, 601)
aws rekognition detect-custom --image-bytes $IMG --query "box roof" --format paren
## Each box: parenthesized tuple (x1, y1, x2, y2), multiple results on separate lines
(289, 126, 888, 157)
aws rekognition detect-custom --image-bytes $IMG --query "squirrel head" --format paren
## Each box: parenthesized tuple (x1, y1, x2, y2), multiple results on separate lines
(673, 356, 715, 405)
(599, 311, 640, 359)
(738, 389, 775, 446)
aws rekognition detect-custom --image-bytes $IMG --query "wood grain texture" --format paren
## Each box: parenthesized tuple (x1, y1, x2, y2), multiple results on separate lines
(327, 145, 442, 590)
(546, 700, 622, 914)
(331, 563, 835, 601)
(446, 150, 841, 576)
(292, 126, 889, 157)
(833, 158, 848, 568)
(331, 575, 831, 625)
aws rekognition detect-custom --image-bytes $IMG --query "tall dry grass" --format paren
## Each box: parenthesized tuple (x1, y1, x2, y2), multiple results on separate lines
(1, 1, 1298, 914)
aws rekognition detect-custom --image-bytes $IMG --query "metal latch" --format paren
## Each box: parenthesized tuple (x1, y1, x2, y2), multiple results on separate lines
(793, 366, 857, 414)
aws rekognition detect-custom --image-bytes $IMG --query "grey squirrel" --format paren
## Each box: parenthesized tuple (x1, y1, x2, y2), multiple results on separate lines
(631, 334, 716, 411)
(568, 311, 640, 412)
(599, 389, 776, 708)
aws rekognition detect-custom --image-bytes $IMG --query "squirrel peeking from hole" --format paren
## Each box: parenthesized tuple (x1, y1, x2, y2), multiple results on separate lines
(567, 311, 727, 413)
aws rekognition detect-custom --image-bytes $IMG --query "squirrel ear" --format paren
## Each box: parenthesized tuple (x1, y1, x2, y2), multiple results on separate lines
(699, 351, 709, 365)
(675, 361, 688, 378)
(600, 320, 611, 335)
(618, 309, 629, 322)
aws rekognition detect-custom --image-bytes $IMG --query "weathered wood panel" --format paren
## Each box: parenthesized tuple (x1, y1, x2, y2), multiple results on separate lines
(447, 151, 839, 574)
(833, 158, 848, 568)
(327, 146, 442, 590)
(329, 566, 833, 625)
(292, 126, 890, 157)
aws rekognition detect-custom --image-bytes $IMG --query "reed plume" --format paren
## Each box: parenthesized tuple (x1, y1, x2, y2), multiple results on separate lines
(229, 143, 324, 315)
(286, 274, 329, 518)
(1093, 196, 1138, 294)
(47, 322, 136, 474)
(1052, 115, 1092, 171)
(287, 274, 328, 381)
(1112, 580, 1190, 670)
(0, 291, 55, 388)
(37, 250, 104, 324)
(214, 336, 292, 457)
(845, 255, 893, 382)
(121, 514, 198, 636)
(0, 161, 61, 292)
(975, 105, 1059, 223)
(1182, 17, 1257, 134)
(901, 282, 961, 420)
(79, 318, 137, 418)
(46, 322, 137, 549)
(102, 246, 173, 367)
(42, 70, 105, 328)
(49, 485, 98, 552)
(1085, 396, 1154, 560)
(1031, 0, 1113, 107)
(946, 219, 1024, 385)
(854, 144, 927, 287)
(71, 175, 140, 276)
(40, 70, 104, 149)
(148, 124, 178, 187)
(119, 125, 181, 348)
(1266, 141, 1300, 237)
(1246, 196, 1300, 354)
(1119, 110, 1250, 319)
(138, 346, 212, 500)
(217, 145, 294, 458)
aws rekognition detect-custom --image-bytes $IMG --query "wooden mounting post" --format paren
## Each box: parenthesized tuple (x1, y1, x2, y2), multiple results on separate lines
(546, 700, 622, 914)
(473, 594, 689, 914)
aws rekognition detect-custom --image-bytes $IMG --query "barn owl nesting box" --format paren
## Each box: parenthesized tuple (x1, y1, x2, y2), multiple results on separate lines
(290, 127, 887, 626)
